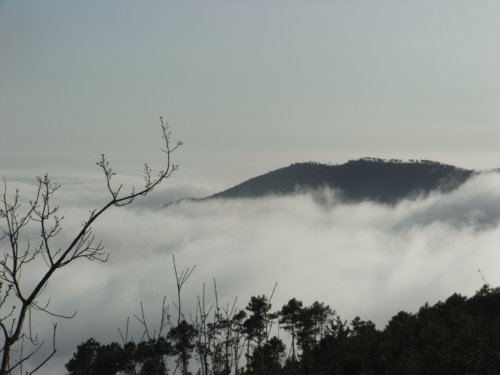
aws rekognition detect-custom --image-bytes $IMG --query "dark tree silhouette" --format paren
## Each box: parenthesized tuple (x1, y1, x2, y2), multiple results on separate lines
(65, 338, 101, 375)
(0, 118, 181, 374)
(279, 298, 302, 362)
(66, 337, 171, 375)
(168, 320, 197, 375)
(66, 285, 500, 375)
(243, 296, 274, 354)
(246, 336, 285, 375)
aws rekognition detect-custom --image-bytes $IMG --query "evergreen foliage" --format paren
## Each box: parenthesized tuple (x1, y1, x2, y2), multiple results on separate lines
(66, 285, 500, 374)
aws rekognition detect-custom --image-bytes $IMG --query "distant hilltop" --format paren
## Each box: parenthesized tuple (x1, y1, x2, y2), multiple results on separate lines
(205, 158, 475, 204)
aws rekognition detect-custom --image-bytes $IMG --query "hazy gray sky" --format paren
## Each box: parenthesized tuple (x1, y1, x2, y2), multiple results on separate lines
(1, 0, 499, 185)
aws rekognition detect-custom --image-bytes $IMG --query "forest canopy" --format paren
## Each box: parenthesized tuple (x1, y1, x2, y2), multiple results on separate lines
(66, 284, 500, 375)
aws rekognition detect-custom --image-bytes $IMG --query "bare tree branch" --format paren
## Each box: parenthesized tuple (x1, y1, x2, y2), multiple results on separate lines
(0, 118, 181, 374)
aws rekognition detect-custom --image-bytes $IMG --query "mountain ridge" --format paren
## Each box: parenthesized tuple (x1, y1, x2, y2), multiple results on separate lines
(207, 158, 474, 204)
(166, 158, 480, 206)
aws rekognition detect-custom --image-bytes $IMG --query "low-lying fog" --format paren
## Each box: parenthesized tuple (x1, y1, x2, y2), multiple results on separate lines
(1, 170, 499, 374)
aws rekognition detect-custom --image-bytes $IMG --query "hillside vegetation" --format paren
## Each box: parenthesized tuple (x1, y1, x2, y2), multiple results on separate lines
(66, 285, 500, 374)
(209, 158, 473, 204)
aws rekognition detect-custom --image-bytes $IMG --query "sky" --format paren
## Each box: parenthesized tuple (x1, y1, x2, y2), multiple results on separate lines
(1, 0, 500, 373)
(1, 0, 499, 187)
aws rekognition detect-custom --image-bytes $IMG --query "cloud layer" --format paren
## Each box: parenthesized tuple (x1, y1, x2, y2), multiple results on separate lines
(1, 171, 500, 374)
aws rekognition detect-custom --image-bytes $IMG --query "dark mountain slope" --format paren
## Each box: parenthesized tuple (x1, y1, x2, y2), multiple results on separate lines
(208, 158, 474, 204)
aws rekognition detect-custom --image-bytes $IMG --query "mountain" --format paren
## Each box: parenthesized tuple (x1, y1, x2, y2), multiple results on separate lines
(207, 158, 474, 204)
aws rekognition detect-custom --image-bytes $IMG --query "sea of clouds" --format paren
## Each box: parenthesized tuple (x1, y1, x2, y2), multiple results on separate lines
(1, 169, 499, 374)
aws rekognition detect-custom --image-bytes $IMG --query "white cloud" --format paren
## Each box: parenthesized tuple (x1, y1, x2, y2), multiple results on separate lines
(1, 171, 499, 374)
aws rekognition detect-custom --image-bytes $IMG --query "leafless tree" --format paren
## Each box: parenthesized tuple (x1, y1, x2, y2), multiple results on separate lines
(171, 254, 196, 375)
(0, 118, 181, 374)
(191, 279, 248, 375)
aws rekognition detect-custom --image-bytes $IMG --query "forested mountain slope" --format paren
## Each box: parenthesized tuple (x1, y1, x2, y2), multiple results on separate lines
(208, 158, 474, 204)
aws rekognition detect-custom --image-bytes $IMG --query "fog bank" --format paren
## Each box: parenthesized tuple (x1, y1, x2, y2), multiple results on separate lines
(1, 171, 499, 373)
